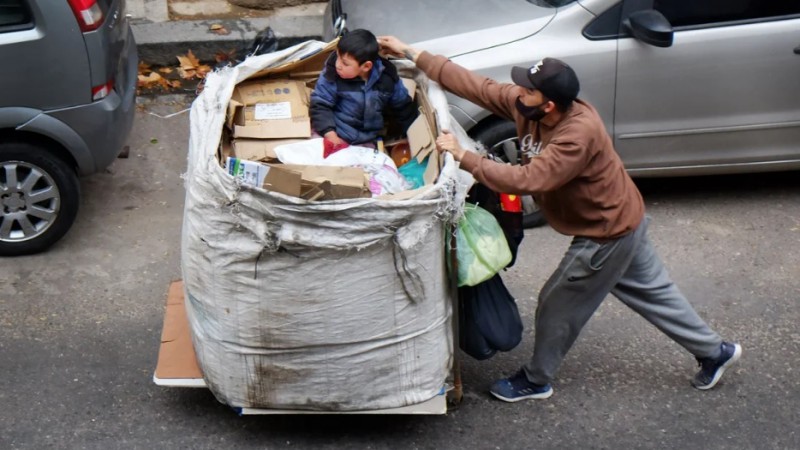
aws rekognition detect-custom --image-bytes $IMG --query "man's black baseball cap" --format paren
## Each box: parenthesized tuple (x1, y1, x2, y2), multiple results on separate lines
(511, 58, 580, 104)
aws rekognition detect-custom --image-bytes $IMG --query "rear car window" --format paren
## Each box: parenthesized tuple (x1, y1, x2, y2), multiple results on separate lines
(0, 0, 31, 28)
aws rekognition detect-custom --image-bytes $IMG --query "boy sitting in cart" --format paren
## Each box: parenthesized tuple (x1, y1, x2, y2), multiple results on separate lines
(310, 29, 418, 157)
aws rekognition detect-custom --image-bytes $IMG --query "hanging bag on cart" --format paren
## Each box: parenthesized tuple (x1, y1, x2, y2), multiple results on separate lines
(459, 273, 524, 360)
(451, 204, 512, 287)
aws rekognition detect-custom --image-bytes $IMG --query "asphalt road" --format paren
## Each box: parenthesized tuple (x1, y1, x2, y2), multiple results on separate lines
(1, 95, 798, 449)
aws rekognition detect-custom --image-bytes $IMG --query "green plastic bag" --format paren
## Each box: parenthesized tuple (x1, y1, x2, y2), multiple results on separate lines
(449, 204, 513, 287)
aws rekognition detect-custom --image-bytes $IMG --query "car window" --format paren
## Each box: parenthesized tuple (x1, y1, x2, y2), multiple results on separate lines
(654, 0, 800, 27)
(0, 0, 31, 29)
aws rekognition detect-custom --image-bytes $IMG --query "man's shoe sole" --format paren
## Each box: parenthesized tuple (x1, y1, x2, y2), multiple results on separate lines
(694, 343, 742, 390)
(490, 388, 553, 402)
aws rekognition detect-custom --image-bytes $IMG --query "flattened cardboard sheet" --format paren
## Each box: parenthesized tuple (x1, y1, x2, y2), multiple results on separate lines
(155, 281, 203, 380)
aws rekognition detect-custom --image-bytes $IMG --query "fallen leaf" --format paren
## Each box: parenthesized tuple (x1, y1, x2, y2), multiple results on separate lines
(138, 72, 163, 87)
(209, 23, 230, 35)
(138, 72, 173, 90)
(177, 50, 201, 71)
(196, 64, 213, 78)
(178, 67, 196, 80)
(158, 67, 173, 74)
(150, 138, 158, 144)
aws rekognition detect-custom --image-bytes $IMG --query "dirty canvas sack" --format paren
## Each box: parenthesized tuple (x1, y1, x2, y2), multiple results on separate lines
(182, 40, 475, 411)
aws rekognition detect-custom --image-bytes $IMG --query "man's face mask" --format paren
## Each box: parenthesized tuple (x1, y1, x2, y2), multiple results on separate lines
(515, 96, 548, 121)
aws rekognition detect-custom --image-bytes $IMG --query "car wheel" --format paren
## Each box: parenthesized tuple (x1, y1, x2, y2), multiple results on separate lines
(471, 121, 546, 228)
(0, 142, 80, 256)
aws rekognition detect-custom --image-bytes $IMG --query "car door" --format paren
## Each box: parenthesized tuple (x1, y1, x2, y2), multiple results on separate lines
(613, 0, 800, 175)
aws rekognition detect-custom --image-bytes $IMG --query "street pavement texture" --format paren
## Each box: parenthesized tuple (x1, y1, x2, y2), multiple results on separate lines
(1, 95, 799, 448)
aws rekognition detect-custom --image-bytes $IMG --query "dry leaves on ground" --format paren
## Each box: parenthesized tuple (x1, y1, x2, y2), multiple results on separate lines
(177, 50, 213, 80)
(138, 50, 232, 95)
(137, 62, 181, 91)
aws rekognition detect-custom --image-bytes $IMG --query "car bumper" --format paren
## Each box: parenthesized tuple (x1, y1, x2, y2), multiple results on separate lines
(45, 29, 138, 176)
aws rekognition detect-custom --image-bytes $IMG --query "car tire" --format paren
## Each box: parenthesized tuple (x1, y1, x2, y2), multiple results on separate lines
(471, 121, 546, 229)
(0, 141, 80, 256)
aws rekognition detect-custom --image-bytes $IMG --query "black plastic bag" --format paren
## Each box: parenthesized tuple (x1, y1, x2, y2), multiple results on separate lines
(458, 273, 524, 360)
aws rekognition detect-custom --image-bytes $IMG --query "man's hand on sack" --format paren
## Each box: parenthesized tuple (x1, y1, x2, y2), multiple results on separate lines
(377, 36, 420, 63)
(436, 131, 466, 161)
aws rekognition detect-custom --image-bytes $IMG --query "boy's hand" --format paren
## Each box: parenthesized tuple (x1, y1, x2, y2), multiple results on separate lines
(324, 130, 345, 146)
(435, 130, 466, 161)
(377, 36, 420, 63)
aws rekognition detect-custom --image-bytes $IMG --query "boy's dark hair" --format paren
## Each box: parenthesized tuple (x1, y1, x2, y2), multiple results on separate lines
(338, 29, 379, 65)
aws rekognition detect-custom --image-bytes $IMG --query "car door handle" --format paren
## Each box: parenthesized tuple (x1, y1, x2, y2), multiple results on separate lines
(795, 45, 800, 55)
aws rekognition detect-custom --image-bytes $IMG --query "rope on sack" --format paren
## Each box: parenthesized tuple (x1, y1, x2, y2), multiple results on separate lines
(252, 222, 291, 279)
(389, 220, 425, 304)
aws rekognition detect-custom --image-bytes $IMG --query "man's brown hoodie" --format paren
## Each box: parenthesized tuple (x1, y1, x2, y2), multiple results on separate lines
(416, 51, 644, 240)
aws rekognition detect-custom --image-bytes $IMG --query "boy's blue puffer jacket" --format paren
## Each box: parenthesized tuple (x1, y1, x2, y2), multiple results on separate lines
(310, 53, 418, 145)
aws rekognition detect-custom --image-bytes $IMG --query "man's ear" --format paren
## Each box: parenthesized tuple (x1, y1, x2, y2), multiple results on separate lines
(361, 60, 374, 72)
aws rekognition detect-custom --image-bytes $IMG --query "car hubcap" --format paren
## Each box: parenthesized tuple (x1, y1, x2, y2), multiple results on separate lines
(1, 161, 60, 242)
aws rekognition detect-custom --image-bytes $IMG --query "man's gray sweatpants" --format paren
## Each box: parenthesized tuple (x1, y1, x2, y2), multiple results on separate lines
(523, 216, 723, 385)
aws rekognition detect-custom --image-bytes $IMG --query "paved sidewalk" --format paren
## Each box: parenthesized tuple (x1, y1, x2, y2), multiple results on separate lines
(128, 0, 326, 65)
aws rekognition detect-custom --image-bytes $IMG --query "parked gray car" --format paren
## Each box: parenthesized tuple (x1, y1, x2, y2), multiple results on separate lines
(0, 0, 137, 255)
(325, 0, 800, 226)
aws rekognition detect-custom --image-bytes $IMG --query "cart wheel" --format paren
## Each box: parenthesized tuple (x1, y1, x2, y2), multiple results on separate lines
(446, 385, 463, 409)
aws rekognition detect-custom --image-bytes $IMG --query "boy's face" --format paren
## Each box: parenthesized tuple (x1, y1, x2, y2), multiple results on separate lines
(336, 51, 373, 80)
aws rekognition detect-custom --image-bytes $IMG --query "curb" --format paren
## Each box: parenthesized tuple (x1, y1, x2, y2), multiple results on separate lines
(132, 15, 324, 66)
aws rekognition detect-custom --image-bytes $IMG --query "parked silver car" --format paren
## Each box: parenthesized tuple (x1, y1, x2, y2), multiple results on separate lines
(325, 0, 800, 226)
(0, 0, 137, 255)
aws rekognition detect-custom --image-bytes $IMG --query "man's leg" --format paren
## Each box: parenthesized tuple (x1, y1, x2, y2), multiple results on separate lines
(610, 226, 722, 358)
(491, 228, 644, 402)
(610, 220, 740, 389)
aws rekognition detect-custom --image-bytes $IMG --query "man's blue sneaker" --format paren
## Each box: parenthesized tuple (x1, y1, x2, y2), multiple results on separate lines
(692, 341, 742, 390)
(490, 369, 553, 402)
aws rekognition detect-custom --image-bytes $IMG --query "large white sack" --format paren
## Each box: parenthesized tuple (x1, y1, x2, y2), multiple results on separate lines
(182, 40, 475, 411)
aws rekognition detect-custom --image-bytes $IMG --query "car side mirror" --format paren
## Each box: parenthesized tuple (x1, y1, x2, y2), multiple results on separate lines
(625, 10, 673, 48)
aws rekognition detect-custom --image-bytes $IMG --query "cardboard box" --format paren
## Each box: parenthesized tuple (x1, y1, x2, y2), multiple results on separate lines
(232, 138, 306, 162)
(407, 112, 434, 161)
(280, 164, 372, 200)
(226, 157, 370, 200)
(226, 157, 303, 197)
(401, 77, 417, 101)
(229, 79, 312, 139)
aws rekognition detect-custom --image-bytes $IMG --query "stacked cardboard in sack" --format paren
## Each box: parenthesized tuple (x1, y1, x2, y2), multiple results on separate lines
(219, 40, 441, 201)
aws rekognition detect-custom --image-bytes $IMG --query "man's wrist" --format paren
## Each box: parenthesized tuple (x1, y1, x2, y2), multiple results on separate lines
(403, 47, 419, 63)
